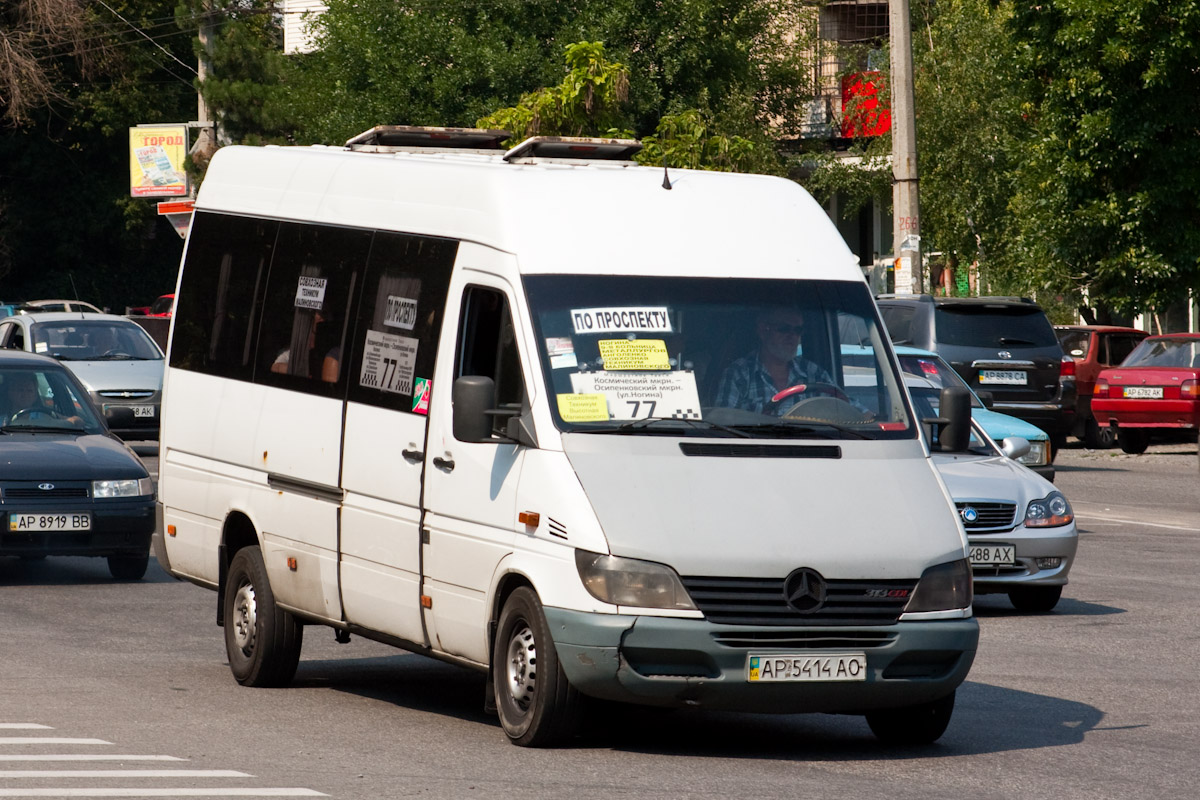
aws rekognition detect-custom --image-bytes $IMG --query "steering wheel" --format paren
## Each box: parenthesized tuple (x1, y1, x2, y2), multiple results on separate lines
(8, 407, 60, 424)
(771, 382, 851, 405)
(100, 350, 132, 358)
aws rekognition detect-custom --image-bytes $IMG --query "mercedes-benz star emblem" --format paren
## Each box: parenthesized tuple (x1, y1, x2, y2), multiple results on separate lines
(960, 506, 979, 523)
(783, 567, 827, 613)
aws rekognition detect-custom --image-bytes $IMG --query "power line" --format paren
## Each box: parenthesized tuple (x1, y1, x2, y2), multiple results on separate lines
(94, 0, 199, 77)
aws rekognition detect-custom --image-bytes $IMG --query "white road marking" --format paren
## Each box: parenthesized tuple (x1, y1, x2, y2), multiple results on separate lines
(0, 771, 249, 779)
(0, 758, 182, 763)
(0, 741, 109, 747)
(0, 790, 327, 797)
(1074, 513, 1200, 532)
(0, 729, 50, 732)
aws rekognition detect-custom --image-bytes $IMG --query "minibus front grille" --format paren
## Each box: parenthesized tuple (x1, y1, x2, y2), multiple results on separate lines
(681, 576, 916, 626)
(955, 502, 1017, 530)
(711, 630, 897, 649)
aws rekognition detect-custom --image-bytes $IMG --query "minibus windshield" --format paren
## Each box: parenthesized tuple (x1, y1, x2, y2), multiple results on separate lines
(524, 275, 915, 440)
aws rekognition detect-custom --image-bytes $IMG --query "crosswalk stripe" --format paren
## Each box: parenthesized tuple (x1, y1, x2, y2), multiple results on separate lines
(0, 790, 328, 797)
(0, 741, 110, 747)
(0, 729, 51, 732)
(0, 771, 249, 779)
(0, 758, 183, 763)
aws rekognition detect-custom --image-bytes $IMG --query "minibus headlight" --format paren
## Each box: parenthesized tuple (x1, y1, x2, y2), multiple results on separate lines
(903, 559, 972, 613)
(93, 478, 154, 498)
(575, 550, 697, 610)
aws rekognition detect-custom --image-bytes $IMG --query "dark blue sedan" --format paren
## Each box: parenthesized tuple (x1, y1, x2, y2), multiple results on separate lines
(0, 351, 155, 579)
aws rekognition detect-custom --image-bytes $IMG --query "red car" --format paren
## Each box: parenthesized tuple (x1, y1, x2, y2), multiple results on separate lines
(1055, 324, 1148, 447)
(127, 294, 174, 318)
(1091, 333, 1200, 454)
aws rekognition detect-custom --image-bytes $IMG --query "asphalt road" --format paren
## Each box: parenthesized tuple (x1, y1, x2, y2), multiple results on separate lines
(1, 439, 1197, 799)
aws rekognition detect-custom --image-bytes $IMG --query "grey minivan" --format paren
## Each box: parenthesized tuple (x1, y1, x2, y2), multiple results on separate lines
(877, 295, 1076, 448)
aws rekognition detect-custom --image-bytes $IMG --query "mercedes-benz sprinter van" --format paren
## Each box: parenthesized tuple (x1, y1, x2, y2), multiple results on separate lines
(154, 126, 978, 747)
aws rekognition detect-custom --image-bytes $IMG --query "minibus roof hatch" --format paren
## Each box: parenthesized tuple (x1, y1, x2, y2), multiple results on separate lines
(345, 125, 512, 153)
(503, 136, 643, 163)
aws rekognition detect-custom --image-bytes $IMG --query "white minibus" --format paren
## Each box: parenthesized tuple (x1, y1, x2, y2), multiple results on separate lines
(155, 126, 978, 747)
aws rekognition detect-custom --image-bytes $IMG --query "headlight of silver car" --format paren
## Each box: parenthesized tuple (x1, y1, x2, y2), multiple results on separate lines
(1025, 491, 1073, 527)
(575, 550, 697, 610)
(1016, 440, 1049, 467)
(903, 558, 973, 613)
(92, 478, 154, 498)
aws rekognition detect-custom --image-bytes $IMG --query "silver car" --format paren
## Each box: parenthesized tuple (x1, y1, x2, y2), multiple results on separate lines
(0, 312, 164, 440)
(908, 376, 1078, 612)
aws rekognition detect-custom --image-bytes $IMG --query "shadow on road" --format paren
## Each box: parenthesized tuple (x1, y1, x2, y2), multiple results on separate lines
(973, 594, 1125, 617)
(0, 554, 175, 585)
(296, 652, 1106, 759)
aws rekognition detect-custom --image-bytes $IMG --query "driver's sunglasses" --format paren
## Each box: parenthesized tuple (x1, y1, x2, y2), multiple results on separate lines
(766, 323, 804, 336)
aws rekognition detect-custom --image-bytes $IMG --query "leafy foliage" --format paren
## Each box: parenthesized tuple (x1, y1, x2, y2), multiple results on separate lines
(1006, 0, 1200, 313)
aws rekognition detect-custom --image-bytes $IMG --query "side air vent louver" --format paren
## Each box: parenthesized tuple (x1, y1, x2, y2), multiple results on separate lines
(547, 518, 568, 540)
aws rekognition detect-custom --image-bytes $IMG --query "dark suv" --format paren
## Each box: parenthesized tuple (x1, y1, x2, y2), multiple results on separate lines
(877, 295, 1075, 447)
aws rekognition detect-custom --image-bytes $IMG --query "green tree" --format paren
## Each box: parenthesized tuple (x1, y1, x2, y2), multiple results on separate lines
(1007, 0, 1200, 314)
(0, 0, 195, 305)
(912, 0, 1027, 294)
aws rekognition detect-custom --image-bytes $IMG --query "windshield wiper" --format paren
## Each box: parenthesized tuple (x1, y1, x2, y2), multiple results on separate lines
(88, 353, 139, 361)
(997, 337, 1036, 346)
(0, 424, 86, 434)
(732, 421, 872, 440)
(586, 417, 753, 438)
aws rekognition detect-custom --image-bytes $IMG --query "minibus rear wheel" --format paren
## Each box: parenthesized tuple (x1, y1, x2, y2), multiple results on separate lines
(224, 546, 303, 687)
(493, 587, 580, 747)
(865, 690, 955, 745)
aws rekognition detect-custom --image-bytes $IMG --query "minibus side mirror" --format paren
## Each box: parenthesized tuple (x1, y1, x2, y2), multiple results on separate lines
(453, 376, 495, 443)
(452, 376, 538, 448)
(106, 406, 135, 429)
(936, 386, 972, 453)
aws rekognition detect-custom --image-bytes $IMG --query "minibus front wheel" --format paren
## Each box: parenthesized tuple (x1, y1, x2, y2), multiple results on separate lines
(223, 546, 303, 687)
(493, 587, 581, 746)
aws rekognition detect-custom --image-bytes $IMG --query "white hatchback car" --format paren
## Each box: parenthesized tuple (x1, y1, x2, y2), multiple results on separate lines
(908, 376, 1078, 612)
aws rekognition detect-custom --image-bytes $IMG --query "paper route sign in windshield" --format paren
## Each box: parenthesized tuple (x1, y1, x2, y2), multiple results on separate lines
(569, 370, 701, 420)
(571, 306, 671, 334)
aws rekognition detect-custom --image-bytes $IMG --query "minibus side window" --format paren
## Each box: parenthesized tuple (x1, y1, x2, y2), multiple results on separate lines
(254, 221, 371, 397)
(171, 211, 277, 382)
(344, 232, 456, 412)
(457, 286, 525, 436)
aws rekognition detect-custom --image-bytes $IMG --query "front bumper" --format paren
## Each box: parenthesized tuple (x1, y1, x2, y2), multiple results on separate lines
(542, 608, 978, 713)
(1, 499, 155, 557)
(969, 523, 1078, 593)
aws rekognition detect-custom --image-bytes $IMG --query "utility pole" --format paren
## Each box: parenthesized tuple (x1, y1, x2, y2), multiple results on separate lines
(190, 0, 218, 172)
(890, 0, 922, 294)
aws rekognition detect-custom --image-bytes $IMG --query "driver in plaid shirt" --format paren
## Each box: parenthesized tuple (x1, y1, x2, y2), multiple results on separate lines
(714, 309, 836, 415)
